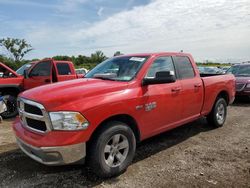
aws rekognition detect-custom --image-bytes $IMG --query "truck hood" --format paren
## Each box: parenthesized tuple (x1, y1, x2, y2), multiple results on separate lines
(20, 78, 129, 109)
(235, 77, 250, 83)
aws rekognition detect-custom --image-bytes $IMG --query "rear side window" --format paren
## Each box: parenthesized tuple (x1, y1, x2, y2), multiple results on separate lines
(56, 63, 72, 75)
(174, 56, 195, 79)
(146, 56, 175, 78)
(30, 61, 51, 76)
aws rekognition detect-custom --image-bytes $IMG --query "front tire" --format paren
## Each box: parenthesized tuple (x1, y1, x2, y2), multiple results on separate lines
(207, 98, 227, 128)
(88, 121, 136, 178)
(0, 94, 18, 119)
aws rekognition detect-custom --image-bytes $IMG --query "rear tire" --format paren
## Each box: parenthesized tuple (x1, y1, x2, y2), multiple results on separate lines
(88, 121, 136, 178)
(0, 94, 18, 119)
(207, 98, 227, 128)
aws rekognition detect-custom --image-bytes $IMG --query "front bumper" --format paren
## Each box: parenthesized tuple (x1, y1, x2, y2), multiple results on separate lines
(16, 137, 86, 165)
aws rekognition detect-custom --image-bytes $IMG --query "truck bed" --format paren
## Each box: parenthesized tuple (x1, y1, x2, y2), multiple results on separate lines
(201, 74, 235, 116)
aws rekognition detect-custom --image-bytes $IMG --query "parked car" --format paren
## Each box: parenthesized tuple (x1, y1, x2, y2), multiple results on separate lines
(220, 66, 231, 72)
(226, 63, 250, 98)
(198, 66, 224, 74)
(75, 68, 88, 78)
(0, 59, 82, 118)
(75, 68, 88, 75)
(13, 52, 235, 178)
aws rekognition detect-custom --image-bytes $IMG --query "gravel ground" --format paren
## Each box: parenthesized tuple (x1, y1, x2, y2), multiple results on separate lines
(0, 99, 249, 187)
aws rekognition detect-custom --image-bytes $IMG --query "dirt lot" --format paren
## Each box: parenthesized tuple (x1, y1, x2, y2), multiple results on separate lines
(0, 99, 249, 187)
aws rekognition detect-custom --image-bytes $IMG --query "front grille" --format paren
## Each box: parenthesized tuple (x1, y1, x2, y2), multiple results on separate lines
(24, 103, 43, 115)
(18, 98, 50, 133)
(236, 83, 245, 91)
(26, 118, 47, 132)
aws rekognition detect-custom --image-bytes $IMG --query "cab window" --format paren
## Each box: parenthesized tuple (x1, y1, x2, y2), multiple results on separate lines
(146, 56, 175, 78)
(29, 61, 51, 77)
(174, 56, 195, 79)
(56, 63, 72, 75)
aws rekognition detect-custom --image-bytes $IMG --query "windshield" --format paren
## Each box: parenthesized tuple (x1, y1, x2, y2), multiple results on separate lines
(16, 63, 32, 75)
(85, 56, 149, 81)
(227, 65, 250, 77)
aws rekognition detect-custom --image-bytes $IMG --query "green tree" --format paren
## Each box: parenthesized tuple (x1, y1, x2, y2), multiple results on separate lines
(90, 50, 107, 64)
(74, 55, 90, 66)
(0, 38, 33, 62)
(52, 55, 72, 61)
(0, 55, 28, 70)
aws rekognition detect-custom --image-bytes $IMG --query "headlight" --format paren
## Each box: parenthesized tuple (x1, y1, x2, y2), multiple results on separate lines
(246, 84, 250, 88)
(49, 111, 89, 130)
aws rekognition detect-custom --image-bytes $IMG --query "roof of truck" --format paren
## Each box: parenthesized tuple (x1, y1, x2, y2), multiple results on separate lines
(118, 52, 192, 57)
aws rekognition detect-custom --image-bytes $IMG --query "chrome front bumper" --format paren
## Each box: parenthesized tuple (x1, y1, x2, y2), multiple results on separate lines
(16, 137, 86, 165)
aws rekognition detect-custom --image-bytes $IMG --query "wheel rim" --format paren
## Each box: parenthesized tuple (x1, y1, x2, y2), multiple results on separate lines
(0, 95, 17, 117)
(103, 134, 129, 168)
(216, 103, 225, 125)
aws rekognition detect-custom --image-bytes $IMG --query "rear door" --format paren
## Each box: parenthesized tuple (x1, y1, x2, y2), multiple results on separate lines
(55, 62, 77, 82)
(23, 61, 52, 90)
(173, 56, 203, 120)
(140, 56, 182, 136)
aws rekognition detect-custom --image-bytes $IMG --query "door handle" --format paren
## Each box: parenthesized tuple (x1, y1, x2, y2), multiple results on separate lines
(44, 79, 51, 83)
(194, 83, 202, 88)
(171, 87, 181, 92)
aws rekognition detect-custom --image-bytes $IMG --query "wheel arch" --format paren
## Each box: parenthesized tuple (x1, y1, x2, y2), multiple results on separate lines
(88, 114, 141, 145)
(0, 86, 21, 96)
(216, 90, 229, 105)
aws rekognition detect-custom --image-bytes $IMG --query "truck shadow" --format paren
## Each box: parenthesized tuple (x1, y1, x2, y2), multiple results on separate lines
(231, 97, 250, 107)
(0, 117, 15, 123)
(0, 118, 215, 187)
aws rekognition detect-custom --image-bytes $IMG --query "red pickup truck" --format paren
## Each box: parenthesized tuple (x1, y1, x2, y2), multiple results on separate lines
(0, 59, 81, 118)
(13, 52, 235, 177)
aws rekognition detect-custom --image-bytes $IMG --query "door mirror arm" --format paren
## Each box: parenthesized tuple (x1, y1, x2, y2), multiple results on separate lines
(23, 69, 29, 79)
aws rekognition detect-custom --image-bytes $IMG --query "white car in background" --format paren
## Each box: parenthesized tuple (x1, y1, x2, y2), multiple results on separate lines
(75, 68, 88, 75)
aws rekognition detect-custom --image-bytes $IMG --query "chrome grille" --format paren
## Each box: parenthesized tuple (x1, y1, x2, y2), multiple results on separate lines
(24, 103, 43, 115)
(236, 83, 246, 91)
(18, 98, 51, 133)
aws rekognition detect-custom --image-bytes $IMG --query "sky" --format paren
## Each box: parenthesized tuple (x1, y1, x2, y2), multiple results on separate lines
(0, 0, 250, 63)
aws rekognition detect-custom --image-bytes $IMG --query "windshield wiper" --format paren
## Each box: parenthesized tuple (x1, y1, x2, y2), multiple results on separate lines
(92, 73, 118, 81)
(93, 76, 117, 81)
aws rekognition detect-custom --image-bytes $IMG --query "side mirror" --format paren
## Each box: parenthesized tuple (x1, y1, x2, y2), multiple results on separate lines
(142, 71, 176, 86)
(23, 69, 28, 79)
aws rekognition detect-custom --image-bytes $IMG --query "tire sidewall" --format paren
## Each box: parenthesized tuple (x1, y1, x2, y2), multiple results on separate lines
(0, 94, 18, 119)
(213, 98, 227, 127)
(93, 122, 136, 177)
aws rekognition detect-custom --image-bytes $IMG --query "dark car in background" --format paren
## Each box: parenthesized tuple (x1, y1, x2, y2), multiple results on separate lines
(227, 64, 250, 98)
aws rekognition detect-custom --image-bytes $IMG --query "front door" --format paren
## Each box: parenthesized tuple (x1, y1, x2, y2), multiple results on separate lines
(140, 56, 182, 137)
(24, 61, 52, 90)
